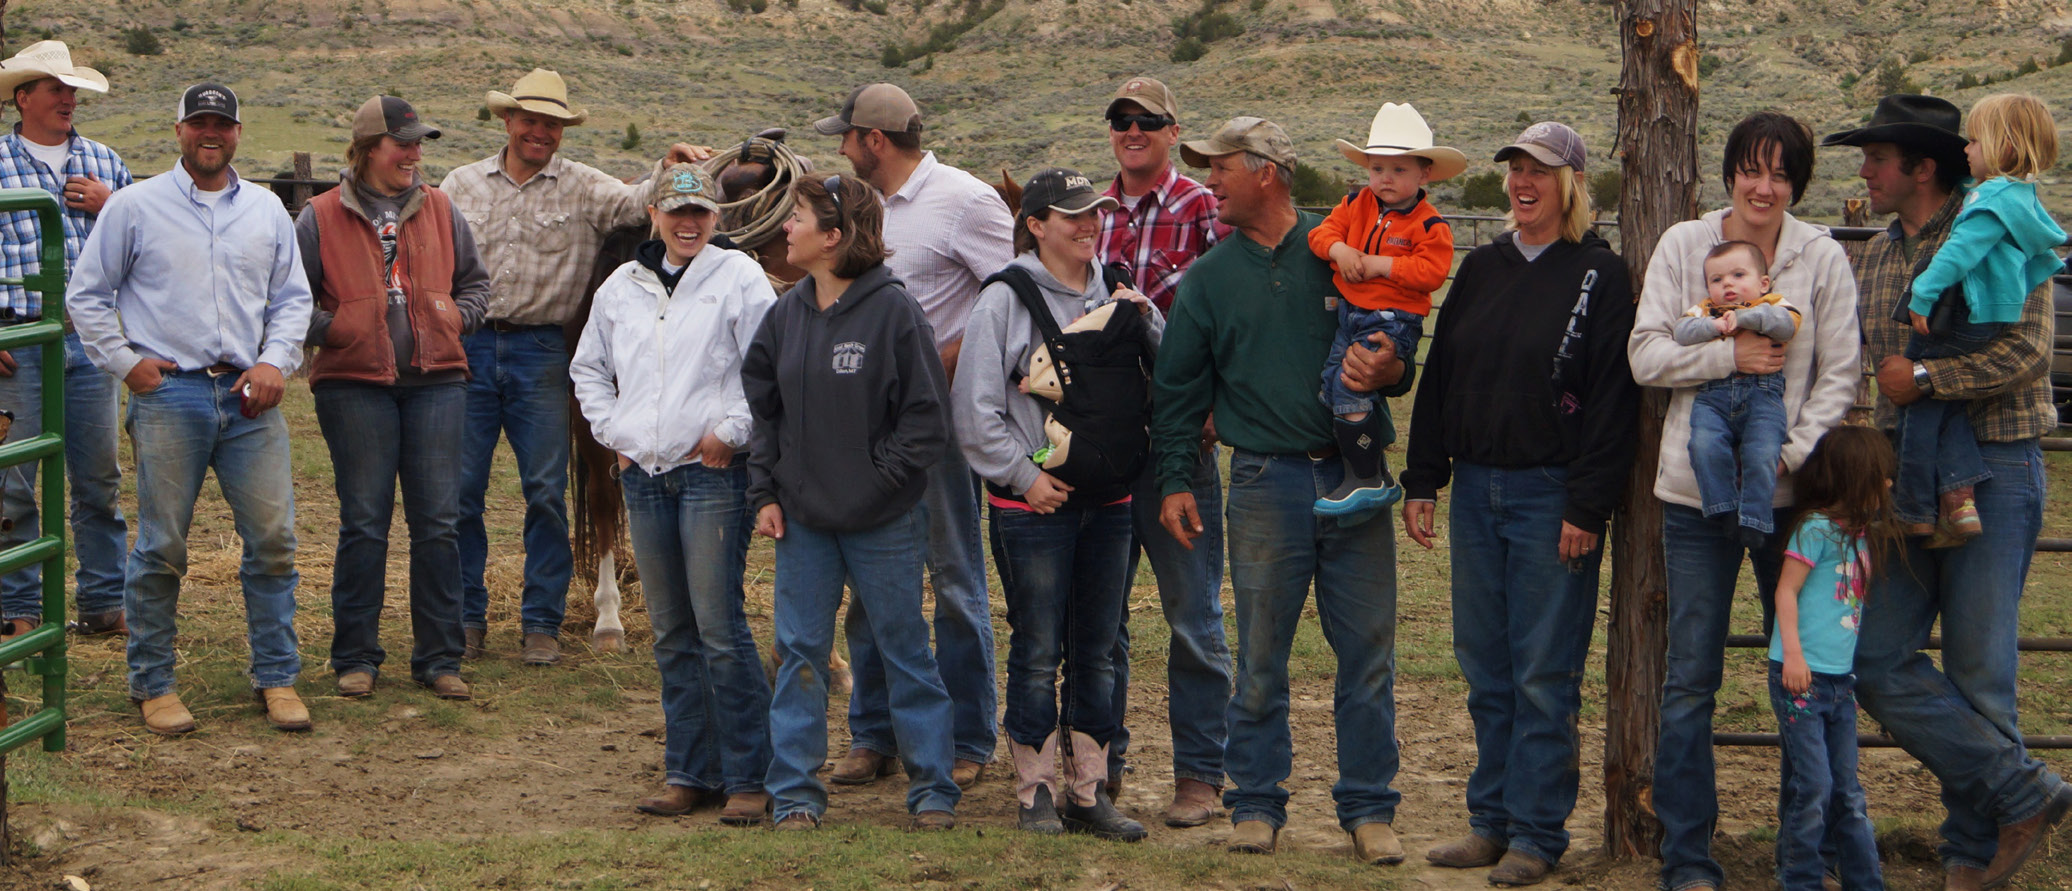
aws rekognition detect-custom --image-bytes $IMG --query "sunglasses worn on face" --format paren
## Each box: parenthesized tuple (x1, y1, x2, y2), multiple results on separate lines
(1108, 113, 1173, 133)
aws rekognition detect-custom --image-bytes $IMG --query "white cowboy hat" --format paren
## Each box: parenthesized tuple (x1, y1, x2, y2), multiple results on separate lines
(0, 41, 109, 98)
(485, 68, 587, 125)
(1333, 102, 1467, 183)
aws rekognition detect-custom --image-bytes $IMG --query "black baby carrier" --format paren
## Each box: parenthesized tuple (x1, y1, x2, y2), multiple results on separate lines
(985, 264, 1156, 507)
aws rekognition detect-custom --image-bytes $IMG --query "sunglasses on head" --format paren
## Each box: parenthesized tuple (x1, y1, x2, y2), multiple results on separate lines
(822, 175, 845, 221)
(1108, 113, 1174, 133)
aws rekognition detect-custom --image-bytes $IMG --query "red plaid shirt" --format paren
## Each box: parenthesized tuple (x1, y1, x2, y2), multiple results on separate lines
(1096, 166, 1230, 311)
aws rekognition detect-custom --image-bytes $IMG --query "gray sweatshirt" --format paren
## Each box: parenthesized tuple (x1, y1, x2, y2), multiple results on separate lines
(951, 252, 1164, 496)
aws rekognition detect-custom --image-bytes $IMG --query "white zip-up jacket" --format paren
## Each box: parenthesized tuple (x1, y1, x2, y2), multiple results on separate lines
(571, 243, 777, 476)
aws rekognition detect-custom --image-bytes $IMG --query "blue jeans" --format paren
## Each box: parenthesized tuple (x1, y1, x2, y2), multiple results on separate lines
(1688, 372, 1788, 537)
(1110, 444, 1232, 786)
(1769, 665, 1883, 891)
(1222, 448, 1400, 830)
(458, 326, 573, 636)
(768, 507, 960, 821)
(314, 382, 466, 684)
(0, 331, 126, 618)
(844, 447, 997, 764)
(124, 373, 300, 699)
(622, 461, 771, 794)
(1888, 324, 2001, 525)
(1320, 309, 1423, 417)
(992, 502, 1132, 747)
(1448, 463, 1601, 864)
(1855, 438, 2063, 871)
(1655, 501, 1792, 891)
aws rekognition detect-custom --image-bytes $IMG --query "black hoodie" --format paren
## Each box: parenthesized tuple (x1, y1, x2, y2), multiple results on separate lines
(743, 263, 949, 533)
(1401, 230, 1640, 532)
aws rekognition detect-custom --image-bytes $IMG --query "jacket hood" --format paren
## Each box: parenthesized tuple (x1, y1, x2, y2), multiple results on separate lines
(781, 262, 902, 317)
(1968, 177, 2069, 254)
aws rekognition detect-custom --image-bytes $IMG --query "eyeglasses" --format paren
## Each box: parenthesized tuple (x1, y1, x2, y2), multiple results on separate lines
(822, 175, 845, 222)
(1108, 113, 1174, 133)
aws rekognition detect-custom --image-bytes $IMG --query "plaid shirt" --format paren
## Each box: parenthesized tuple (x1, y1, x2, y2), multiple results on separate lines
(441, 151, 647, 326)
(1096, 166, 1229, 311)
(1858, 188, 2057, 441)
(0, 126, 132, 320)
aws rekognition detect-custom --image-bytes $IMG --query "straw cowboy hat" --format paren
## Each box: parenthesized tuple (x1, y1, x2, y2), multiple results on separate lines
(486, 68, 586, 125)
(0, 41, 109, 97)
(1334, 102, 1467, 182)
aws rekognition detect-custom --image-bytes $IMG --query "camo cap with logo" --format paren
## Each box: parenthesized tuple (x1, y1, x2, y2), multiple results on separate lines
(651, 162, 722, 214)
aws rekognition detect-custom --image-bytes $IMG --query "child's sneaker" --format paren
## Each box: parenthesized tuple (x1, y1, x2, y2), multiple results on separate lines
(1315, 466, 1402, 518)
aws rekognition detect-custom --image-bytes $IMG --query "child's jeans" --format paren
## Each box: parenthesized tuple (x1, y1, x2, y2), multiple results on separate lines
(1893, 321, 2005, 525)
(1320, 306, 1422, 417)
(1768, 662, 1884, 891)
(1687, 372, 1788, 537)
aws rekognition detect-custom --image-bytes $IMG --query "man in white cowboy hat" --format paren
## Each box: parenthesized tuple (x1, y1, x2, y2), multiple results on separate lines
(807, 81, 1013, 793)
(0, 40, 132, 642)
(1308, 101, 1463, 518)
(1088, 74, 1235, 830)
(442, 68, 709, 667)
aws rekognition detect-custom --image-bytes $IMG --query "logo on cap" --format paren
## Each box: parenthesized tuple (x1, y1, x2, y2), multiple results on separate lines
(1521, 122, 1561, 142)
(1124, 80, 1146, 93)
(194, 89, 229, 107)
(1063, 174, 1092, 190)
(673, 169, 705, 194)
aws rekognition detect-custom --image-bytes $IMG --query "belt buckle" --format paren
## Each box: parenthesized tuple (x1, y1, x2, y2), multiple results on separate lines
(205, 364, 234, 378)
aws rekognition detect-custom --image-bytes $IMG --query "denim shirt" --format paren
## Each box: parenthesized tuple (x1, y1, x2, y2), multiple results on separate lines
(68, 162, 312, 381)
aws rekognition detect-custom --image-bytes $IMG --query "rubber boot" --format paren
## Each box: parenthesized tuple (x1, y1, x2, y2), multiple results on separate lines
(1314, 413, 1400, 520)
(1011, 733, 1063, 833)
(1060, 730, 1147, 841)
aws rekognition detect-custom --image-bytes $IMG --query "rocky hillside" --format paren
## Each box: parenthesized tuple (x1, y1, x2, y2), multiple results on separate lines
(10, 0, 2072, 218)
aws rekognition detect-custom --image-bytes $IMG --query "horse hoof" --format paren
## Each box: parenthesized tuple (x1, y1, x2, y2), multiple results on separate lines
(830, 665, 854, 696)
(592, 629, 625, 654)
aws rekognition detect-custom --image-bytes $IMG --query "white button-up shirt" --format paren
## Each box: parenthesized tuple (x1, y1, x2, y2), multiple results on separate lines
(880, 152, 1014, 351)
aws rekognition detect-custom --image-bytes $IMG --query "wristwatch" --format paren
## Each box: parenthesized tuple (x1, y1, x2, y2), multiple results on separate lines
(1912, 361, 1933, 393)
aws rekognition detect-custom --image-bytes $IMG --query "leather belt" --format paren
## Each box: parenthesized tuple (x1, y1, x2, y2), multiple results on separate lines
(1304, 445, 1339, 461)
(201, 362, 243, 377)
(487, 320, 555, 334)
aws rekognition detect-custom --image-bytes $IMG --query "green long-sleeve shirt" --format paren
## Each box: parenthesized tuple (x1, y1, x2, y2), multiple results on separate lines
(1150, 210, 1415, 497)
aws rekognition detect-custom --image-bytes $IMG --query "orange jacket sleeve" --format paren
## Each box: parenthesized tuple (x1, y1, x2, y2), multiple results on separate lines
(1389, 216, 1454, 294)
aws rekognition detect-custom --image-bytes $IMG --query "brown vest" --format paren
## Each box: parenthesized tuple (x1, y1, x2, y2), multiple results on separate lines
(308, 184, 468, 385)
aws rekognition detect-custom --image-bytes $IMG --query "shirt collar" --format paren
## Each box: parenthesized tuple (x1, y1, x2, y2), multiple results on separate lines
(887, 151, 940, 204)
(4, 125, 76, 156)
(169, 159, 243, 202)
(1102, 165, 1183, 209)
(492, 148, 564, 186)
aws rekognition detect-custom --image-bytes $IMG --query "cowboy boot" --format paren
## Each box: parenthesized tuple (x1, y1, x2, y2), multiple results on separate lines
(1011, 733, 1063, 834)
(1059, 730, 1147, 842)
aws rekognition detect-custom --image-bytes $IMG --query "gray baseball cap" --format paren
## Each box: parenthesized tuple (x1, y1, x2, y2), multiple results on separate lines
(1494, 121, 1588, 172)
(813, 83, 923, 136)
(1180, 116, 1296, 170)
(651, 163, 723, 214)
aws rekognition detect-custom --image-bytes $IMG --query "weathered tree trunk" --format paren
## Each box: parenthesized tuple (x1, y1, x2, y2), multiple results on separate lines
(291, 152, 314, 215)
(1605, 0, 1700, 861)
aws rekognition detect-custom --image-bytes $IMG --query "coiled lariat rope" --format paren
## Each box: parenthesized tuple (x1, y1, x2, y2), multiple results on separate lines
(706, 135, 812, 253)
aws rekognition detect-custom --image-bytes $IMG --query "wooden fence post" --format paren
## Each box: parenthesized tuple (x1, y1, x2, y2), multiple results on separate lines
(291, 152, 314, 214)
(1605, 0, 1700, 860)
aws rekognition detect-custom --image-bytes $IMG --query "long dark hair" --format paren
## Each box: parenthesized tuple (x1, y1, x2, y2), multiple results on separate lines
(1786, 425, 1904, 581)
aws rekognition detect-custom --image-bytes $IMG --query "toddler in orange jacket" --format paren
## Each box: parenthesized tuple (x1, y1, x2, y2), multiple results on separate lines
(1310, 102, 1464, 518)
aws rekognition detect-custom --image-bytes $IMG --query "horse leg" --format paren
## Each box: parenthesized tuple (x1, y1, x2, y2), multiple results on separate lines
(828, 588, 853, 695)
(591, 549, 625, 653)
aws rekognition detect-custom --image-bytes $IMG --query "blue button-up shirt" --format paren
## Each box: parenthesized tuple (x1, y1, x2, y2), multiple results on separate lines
(68, 162, 311, 381)
(0, 126, 132, 319)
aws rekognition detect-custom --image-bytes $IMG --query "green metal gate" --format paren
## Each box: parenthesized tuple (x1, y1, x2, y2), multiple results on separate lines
(0, 187, 73, 755)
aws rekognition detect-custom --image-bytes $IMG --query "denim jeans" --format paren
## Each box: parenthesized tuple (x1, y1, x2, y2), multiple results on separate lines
(458, 326, 573, 636)
(0, 331, 126, 618)
(1891, 401, 1992, 525)
(1448, 463, 1601, 864)
(1222, 448, 1400, 830)
(1110, 444, 1231, 786)
(1855, 438, 2063, 871)
(622, 460, 771, 794)
(1320, 309, 1423, 417)
(768, 507, 960, 821)
(1769, 664, 1883, 891)
(124, 372, 300, 699)
(1688, 372, 1788, 537)
(844, 446, 997, 764)
(991, 501, 1131, 748)
(1655, 501, 1792, 890)
(314, 381, 466, 684)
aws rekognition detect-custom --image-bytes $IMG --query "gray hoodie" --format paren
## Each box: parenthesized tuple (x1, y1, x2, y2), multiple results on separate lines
(951, 252, 1164, 496)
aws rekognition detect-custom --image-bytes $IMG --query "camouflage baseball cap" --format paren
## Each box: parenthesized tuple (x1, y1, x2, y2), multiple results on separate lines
(1180, 116, 1296, 170)
(651, 162, 722, 214)
(1106, 76, 1177, 121)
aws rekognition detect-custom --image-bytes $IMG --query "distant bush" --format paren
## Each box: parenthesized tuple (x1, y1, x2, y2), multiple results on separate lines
(1588, 170, 1622, 213)
(1958, 72, 1980, 89)
(1698, 53, 1721, 77)
(621, 123, 641, 151)
(2058, 37, 2072, 67)
(1291, 161, 1347, 208)
(863, 0, 889, 14)
(880, 43, 906, 67)
(1871, 57, 1917, 96)
(1516, 110, 1532, 123)
(1170, 36, 1207, 63)
(2015, 57, 2040, 78)
(124, 27, 163, 56)
(477, 106, 492, 121)
(1906, 48, 1931, 64)
(1459, 171, 1506, 211)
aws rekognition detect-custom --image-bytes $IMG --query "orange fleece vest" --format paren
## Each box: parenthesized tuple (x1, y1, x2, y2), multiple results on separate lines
(308, 185, 469, 384)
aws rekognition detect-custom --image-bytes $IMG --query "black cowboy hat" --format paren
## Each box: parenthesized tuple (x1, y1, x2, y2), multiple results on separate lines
(1821, 94, 1968, 167)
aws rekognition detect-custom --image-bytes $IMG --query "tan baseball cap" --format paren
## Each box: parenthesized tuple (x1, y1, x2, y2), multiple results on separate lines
(813, 83, 923, 136)
(1106, 76, 1176, 121)
(1180, 116, 1296, 170)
